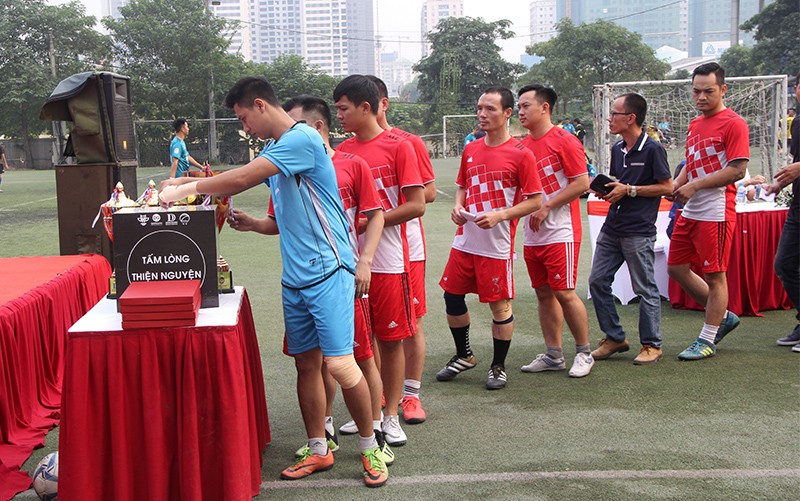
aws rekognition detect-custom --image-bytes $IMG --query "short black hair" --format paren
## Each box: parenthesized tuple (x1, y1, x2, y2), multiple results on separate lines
(172, 118, 187, 133)
(365, 75, 389, 100)
(282, 95, 332, 129)
(224, 76, 280, 109)
(620, 93, 647, 127)
(482, 86, 515, 111)
(693, 62, 725, 86)
(333, 75, 379, 115)
(518, 84, 558, 110)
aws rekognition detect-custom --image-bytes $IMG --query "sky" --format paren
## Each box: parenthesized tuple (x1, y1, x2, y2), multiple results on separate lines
(71, 0, 534, 64)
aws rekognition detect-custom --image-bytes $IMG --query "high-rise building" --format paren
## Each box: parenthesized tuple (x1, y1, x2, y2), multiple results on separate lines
(301, 0, 348, 76)
(529, 0, 558, 45)
(346, 0, 376, 75)
(420, 0, 463, 57)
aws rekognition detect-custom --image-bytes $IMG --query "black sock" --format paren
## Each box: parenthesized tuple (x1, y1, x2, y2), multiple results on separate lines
(491, 338, 511, 368)
(450, 324, 472, 358)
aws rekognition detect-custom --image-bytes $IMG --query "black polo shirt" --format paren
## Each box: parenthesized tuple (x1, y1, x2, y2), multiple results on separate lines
(602, 132, 671, 237)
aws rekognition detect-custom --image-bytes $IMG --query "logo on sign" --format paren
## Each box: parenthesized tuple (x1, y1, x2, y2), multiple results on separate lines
(152, 213, 161, 223)
(137, 214, 149, 226)
(180, 213, 191, 224)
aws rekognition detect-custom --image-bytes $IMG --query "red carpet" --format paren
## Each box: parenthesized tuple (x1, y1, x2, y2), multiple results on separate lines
(0, 254, 111, 501)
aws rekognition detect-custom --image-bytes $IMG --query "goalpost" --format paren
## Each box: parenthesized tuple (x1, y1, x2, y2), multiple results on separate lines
(592, 75, 789, 178)
(442, 114, 476, 159)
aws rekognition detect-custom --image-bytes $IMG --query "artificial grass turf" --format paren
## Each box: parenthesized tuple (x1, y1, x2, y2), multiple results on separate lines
(7, 161, 799, 500)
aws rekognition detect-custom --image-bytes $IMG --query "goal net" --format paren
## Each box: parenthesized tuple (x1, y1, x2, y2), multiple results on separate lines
(592, 75, 789, 179)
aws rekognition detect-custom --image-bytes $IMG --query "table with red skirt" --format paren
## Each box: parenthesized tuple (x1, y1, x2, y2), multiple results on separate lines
(59, 287, 270, 501)
(669, 202, 793, 316)
(0, 254, 111, 501)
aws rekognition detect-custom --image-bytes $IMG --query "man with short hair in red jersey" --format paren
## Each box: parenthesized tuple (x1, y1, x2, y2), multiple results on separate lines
(515, 84, 594, 378)
(365, 75, 435, 426)
(334, 75, 425, 446)
(437, 86, 543, 390)
(668, 62, 749, 361)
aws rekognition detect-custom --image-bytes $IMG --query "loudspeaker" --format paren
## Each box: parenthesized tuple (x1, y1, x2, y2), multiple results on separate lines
(41, 72, 137, 165)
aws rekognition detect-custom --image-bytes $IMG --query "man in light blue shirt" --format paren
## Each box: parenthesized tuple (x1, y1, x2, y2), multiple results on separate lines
(159, 77, 388, 487)
(169, 118, 205, 178)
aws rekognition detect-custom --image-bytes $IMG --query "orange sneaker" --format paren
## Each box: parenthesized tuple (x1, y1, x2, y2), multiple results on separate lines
(400, 396, 426, 424)
(361, 446, 388, 487)
(280, 448, 333, 480)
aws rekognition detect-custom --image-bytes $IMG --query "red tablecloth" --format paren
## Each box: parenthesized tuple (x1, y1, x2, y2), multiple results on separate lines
(0, 254, 110, 501)
(669, 206, 793, 316)
(59, 288, 269, 501)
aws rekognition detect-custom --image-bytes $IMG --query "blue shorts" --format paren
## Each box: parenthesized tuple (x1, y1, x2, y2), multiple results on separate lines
(282, 267, 355, 356)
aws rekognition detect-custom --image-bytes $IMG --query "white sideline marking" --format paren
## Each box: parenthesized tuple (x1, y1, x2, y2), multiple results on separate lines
(436, 188, 452, 198)
(260, 468, 800, 490)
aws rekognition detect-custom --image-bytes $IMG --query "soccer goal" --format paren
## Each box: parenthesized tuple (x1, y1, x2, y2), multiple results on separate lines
(592, 75, 789, 178)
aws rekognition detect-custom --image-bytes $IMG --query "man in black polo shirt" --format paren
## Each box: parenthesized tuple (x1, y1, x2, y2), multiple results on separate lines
(767, 71, 800, 349)
(589, 93, 672, 364)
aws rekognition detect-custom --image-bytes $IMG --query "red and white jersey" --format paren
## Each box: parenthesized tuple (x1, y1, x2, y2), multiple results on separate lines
(337, 130, 422, 273)
(520, 127, 586, 246)
(683, 108, 750, 222)
(453, 137, 542, 260)
(390, 127, 435, 262)
(332, 150, 383, 257)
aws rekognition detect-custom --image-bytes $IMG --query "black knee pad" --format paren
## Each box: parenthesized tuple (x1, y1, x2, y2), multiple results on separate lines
(493, 314, 514, 325)
(443, 292, 467, 316)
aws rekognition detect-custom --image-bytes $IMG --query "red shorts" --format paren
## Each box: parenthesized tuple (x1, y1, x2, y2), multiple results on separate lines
(668, 216, 735, 273)
(282, 297, 374, 361)
(368, 273, 415, 342)
(439, 248, 514, 303)
(409, 260, 427, 318)
(524, 242, 580, 290)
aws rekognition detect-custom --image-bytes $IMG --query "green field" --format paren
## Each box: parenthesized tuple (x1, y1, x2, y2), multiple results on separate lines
(3, 161, 798, 500)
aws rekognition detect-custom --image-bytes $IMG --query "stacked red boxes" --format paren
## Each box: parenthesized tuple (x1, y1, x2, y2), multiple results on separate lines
(119, 280, 201, 330)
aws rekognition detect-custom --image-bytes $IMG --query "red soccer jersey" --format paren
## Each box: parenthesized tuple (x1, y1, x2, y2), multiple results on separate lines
(520, 127, 587, 246)
(390, 127, 435, 262)
(332, 150, 383, 257)
(337, 130, 422, 273)
(683, 108, 750, 222)
(454, 137, 542, 259)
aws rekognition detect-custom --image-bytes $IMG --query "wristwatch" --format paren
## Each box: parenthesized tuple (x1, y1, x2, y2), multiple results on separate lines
(630, 185, 638, 198)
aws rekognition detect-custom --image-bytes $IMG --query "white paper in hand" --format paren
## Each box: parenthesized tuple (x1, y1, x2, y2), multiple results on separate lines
(459, 209, 477, 222)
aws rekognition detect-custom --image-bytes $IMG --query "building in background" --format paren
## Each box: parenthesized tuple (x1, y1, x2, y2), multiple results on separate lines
(380, 52, 414, 97)
(420, 0, 463, 57)
(529, 0, 558, 45)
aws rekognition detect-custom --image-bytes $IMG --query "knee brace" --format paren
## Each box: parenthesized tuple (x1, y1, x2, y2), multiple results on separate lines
(493, 314, 514, 325)
(443, 292, 468, 316)
(324, 354, 363, 389)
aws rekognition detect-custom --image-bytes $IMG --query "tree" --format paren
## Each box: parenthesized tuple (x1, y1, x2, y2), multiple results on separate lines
(0, 0, 111, 166)
(520, 19, 670, 114)
(414, 17, 525, 130)
(739, 0, 799, 75)
(718, 45, 759, 77)
(260, 54, 339, 105)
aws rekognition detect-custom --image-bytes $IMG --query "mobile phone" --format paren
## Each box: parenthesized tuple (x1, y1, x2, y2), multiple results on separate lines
(590, 174, 615, 196)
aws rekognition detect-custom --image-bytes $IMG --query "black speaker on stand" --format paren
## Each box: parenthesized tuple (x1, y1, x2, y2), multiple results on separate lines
(40, 72, 139, 263)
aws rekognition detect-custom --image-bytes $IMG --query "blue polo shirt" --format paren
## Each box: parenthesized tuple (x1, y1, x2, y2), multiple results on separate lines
(259, 122, 355, 289)
(170, 136, 190, 176)
(602, 132, 671, 237)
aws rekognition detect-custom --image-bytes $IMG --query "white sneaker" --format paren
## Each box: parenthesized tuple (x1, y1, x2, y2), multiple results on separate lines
(568, 352, 594, 378)
(520, 353, 566, 373)
(338, 419, 358, 435)
(382, 415, 407, 446)
(792, 344, 800, 353)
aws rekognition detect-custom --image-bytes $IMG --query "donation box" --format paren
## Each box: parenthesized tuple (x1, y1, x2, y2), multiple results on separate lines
(113, 205, 219, 308)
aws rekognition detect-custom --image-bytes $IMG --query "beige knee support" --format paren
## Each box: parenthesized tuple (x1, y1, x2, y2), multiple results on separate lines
(324, 354, 363, 389)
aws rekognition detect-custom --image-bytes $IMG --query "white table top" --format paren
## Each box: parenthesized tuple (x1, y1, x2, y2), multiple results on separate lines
(69, 286, 244, 333)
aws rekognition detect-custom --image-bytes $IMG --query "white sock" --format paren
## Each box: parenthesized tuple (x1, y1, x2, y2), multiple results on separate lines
(372, 419, 382, 431)
(324, 416, 334, 436)
(309, 437, 328, 456)
(359, 434, 378, 453)
(403, 379, 421, 399)
(699, 323, 718, 344)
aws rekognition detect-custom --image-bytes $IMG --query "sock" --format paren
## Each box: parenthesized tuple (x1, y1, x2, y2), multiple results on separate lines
(450, 324, 472, 358)
(699, 323, 718, 344)
(403, 379, 421, 399)
(576, 344, 591, 355)
(309, 437, 328, 456)
(373, 419, 382, 431)
(546, 346, 564, 360)
(491, 338, 511, 368)
(359, 434, 378, 453)
(723, 310, 730, 320)
(324, 416, 334, 436)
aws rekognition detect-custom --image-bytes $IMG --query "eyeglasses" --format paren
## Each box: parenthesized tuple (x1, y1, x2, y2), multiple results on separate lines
(609, 112, 633, 117)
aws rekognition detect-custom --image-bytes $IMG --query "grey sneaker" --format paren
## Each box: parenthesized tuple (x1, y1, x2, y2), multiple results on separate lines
(793, 343, 800, 353)
(338, 419, 358, 435)
(777, 324, 800, 346)
(435, 354, 477, 381)
(382, 415, 407, 446)
(520, 353, 566, 372)
(485, 365, 507, 390)
(568, 352, 594, 378)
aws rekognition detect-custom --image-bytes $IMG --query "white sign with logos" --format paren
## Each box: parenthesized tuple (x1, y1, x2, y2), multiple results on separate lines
(702, 41, 732, 57)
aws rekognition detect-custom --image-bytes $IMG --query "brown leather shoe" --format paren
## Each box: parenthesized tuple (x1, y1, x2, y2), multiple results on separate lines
(633, 345, 663, 365)
(591, 338, 630, 360)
